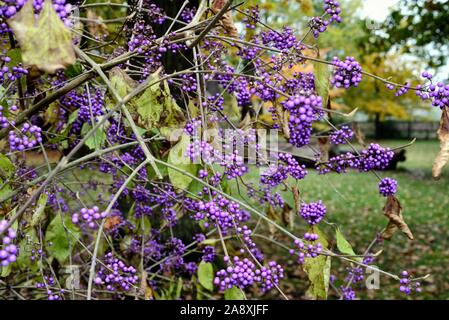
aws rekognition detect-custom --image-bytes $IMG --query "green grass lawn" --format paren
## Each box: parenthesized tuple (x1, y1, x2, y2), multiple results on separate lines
(234, 139, 449, 299)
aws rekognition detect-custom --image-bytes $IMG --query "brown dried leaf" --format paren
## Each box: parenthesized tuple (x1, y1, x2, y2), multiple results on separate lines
(318, 137, 330, 163)
(281, 202, 293, 228)
(293, 186, 300, 212)
(381, 196, 414, 240)
(432, 108, 449, 180)
(211, 0, 239, 39)
(86, 10, 109, 38)
(104, 215, 122, 231)
(352, 123, 366, 146)
(21, 150, 63, 167)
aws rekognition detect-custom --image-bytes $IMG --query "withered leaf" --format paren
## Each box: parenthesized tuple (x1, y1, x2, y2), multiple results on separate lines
(86, 10, 109, 38)
(7, 0, 76, 74)
(317, 137, 330, 163)
(292, 186, 300, 212)
(352, 123, 366, 146)
(211, 0, 239, 39)
(381, 196, 414, 240)
(104, 215, 122, 231)
(281, 202, 294, 228)
(432, 108, 449, 180)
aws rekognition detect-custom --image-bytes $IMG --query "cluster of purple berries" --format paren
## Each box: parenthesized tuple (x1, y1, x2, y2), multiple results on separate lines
(341, 286, 356, 300)
(330, 125, 354, 145)
(94, 252, 138, 292)
(321, 143, 394, 174)
(283, 94, 323, 147)
(201, 246, 216, 263)
(309, 0, 341, 38)
(190, 195, 250, 234)
(0, 220, 17, 267)
(220, 150, 248, 180)
(300, 201, 327, 225)
(331, 56, 362, 89)
(186, 140, 217, 163)
(358, 143, 395, 171)
(0, 106, 11, 129)
(71, 206, 108, 229)
(36, 276, 64, 300)
(378, 177, 398, 197)
(261, 152, 308, 187)
(180, 6, 196, 23)
(395, 82, 410, 97)
(416, 77, 449, 109)
(9, 123, 43, 151)
(399, 271, 422, 295)
(289, 235, 323, 264)
(243, 5, 260, 29)
(184, 118, 201, 136)
(324, 0, 342, 23)
(214, 256, 284, 293)
(309, 16, 330, 38)
(0, 56, 28, 85)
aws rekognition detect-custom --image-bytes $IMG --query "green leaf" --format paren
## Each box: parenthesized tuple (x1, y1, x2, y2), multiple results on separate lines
(109, 67, 136, 98)
(335, 227, 360, 261)
(0, 153, 14, 178)
(135, 71, 184, 131)
(0, 178, 12, 202)
(31, 193, 48, 226)
(135, 73, 163, 129)
(6, 48, 22, 69)
(201, 238, 221, 245)
(7, 0, 75, 74)
(0, 264, 12, 277)
(81, 123, 106, 151)
(175, 277, 183, 299)
(303, 226, 331, 299)
(16, 228, 40, 272)
(67, 109, 79, 126)
(44, 214, 81, 264)
(197, 261, 214, 291)
(224, 286, 245, 300)
(303, 255, 331, 300)
(314, 61, 331, 106)
(167, 134, 198, 190)
(64, 62, 83, 78)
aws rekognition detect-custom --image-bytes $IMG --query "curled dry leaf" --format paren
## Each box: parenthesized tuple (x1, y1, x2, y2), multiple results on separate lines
(211, 0, 239, 39)
(292, 186, 300, 212)
(432, 108, 449, 180)
(7, 0, 76, 74)
(86, 10, 109, 38)
(381, 195, 414, 241)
